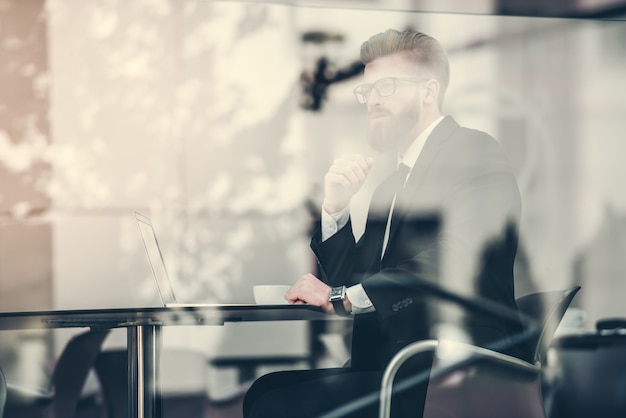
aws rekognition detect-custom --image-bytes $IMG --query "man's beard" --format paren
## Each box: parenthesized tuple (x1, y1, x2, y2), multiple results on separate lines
(367, 105, 419, 153)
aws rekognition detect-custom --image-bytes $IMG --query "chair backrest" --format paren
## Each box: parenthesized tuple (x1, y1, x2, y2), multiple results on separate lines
(94, 349, 128, 418)
(49, 328, 110, 418)
(95, 348, 213, 418)
(516, 286, 581, 366)
(0, 368, 7, 418)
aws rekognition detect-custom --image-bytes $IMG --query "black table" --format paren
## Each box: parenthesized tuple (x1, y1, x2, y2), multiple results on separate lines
(0, 304, 331, 418)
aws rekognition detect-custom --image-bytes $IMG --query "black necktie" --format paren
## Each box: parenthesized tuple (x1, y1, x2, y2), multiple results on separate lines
(394, 163, 410, 192)
(381, 163, 411, 258)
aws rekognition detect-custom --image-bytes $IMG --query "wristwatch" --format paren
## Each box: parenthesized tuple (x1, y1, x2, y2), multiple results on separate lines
(329, 286, 351, 316)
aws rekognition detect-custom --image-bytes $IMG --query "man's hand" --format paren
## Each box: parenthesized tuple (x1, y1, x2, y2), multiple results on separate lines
(323, 154, 374, 214)
(286, 273, 352, 315)
(286, 274, 333, 313)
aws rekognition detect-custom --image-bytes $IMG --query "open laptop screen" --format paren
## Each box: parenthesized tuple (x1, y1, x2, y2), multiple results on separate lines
(134, 211, 177, 306)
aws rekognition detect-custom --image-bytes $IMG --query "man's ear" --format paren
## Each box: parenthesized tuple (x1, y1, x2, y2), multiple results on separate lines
(423, 79, 440, 105)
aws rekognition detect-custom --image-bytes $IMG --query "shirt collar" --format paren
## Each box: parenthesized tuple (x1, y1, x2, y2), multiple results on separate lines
(398, 115, 445, 170)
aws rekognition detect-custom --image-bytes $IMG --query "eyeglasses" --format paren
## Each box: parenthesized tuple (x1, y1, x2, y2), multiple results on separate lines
(353, 77, 427, 104)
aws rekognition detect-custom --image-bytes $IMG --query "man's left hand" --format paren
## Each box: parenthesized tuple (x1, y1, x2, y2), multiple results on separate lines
(286, 274, 334, 313)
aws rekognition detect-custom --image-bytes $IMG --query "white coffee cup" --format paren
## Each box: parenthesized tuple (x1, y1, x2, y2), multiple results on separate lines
(253, 285, 291, 305)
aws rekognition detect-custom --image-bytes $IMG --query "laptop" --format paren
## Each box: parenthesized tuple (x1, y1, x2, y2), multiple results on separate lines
(135, 211, 249, 307)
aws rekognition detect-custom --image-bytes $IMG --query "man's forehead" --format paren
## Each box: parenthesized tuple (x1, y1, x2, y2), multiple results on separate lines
(363, 53, 419, 80)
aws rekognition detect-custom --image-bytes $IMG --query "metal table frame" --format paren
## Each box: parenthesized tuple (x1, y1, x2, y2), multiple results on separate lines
(0, 304, 330, 418)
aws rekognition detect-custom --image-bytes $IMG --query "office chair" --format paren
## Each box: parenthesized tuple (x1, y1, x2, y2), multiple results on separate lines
(378, 286, 581, 418)
(0, 367, 7, 418)
(4, 328, 110, 418)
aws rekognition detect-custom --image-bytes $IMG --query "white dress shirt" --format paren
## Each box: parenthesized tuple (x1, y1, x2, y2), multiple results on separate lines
(321, 116, 445, 314)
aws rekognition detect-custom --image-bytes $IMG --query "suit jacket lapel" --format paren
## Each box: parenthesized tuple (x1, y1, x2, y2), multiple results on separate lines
(383, 116, 460, 259)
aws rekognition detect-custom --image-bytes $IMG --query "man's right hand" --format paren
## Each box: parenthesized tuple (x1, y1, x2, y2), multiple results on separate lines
(322, 154, 374, 214)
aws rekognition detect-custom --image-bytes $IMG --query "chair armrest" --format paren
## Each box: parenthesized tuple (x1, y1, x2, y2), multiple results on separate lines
(379, 339, 539, 418)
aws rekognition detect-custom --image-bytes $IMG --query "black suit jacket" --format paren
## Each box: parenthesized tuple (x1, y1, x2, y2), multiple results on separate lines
(311, 116, 527, 370)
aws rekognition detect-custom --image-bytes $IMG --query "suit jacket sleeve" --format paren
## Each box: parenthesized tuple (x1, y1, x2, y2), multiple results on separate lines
(312, 119, 522, 330)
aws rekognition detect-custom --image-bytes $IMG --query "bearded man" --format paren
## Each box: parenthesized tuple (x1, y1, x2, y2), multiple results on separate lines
(244, 28, 526, 418)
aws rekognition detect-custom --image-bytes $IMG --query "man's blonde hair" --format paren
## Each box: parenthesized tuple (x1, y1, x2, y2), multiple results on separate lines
(360, 29, 450, 108)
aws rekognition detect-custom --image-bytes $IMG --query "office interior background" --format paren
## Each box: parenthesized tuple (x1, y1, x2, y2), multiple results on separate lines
(0, 0, 625, 411)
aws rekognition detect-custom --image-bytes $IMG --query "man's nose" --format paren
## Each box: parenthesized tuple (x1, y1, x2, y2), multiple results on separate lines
(367, 89, 383, 108)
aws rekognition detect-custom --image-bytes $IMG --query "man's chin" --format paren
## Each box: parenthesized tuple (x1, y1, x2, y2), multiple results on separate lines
(367, 132, 394, 153)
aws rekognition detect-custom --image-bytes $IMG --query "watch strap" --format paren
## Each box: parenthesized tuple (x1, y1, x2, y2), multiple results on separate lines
(330, 286, 351, 316)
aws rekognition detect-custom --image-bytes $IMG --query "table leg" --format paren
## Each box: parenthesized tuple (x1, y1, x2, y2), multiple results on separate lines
(127, 325, 162, 418)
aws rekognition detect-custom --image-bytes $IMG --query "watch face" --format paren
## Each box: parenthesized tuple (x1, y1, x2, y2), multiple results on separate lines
(329, 286, 345, 300)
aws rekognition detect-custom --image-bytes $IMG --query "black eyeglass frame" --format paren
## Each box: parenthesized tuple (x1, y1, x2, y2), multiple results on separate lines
(353, 77, 428, 104)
